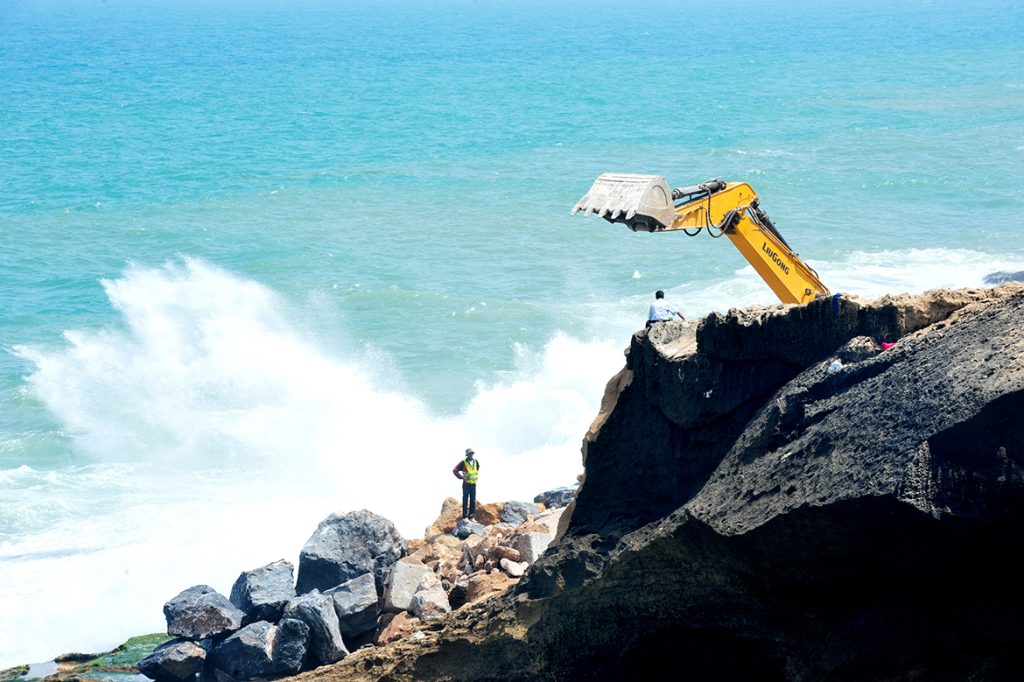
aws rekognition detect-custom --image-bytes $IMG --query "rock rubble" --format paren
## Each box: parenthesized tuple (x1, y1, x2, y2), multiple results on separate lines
(139, 488, 573, 681)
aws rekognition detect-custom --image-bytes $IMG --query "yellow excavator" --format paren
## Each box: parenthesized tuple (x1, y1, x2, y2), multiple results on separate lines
(570, 174, 829, 305)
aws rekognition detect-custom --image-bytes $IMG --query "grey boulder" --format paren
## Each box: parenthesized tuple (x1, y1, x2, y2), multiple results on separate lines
(410, 574, 450, 621)
(296, 509, 406, 595)
(207, 621, 279, 680)
(533, 487, 577, 510)
(137, 639, 206, 681)
(273, 617, 310, 675)
(383, 561, 433, 613)
(163, 585, 245, 640)
(229, 559, 295, 624)
(983, 270, 1024, 285)
(283, 591, 348, 665)
(452, 518, 485, 539)
(514, 530, 556, 564)
(325, 572, 379, 638)
(500, 501, 541, 525)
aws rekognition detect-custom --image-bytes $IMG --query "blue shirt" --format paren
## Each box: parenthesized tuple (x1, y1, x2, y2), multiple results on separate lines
(648, 299, 681, 321)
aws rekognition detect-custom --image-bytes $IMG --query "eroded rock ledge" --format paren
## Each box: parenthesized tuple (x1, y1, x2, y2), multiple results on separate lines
(305, 285, 1024, 682)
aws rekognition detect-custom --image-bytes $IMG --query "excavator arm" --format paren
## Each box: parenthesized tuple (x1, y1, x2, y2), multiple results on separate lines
(570, 174, 829, 305)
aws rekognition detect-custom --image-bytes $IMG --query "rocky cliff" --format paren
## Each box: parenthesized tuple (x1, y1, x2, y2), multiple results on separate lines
(307, 285, 1024, 681)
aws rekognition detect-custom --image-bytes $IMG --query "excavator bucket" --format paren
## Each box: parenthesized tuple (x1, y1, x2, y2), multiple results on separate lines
(570, 173, 675, 232)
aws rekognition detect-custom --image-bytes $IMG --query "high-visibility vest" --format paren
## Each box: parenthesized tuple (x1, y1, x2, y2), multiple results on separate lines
(463, 458, 479, 485)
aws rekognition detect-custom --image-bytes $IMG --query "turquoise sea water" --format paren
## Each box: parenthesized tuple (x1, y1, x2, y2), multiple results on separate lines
(2, 0, 1023, 665)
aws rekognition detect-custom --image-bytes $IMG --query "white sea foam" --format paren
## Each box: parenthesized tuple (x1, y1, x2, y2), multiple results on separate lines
(2, 258, 624, 666)
(664, 247, 1024, 318)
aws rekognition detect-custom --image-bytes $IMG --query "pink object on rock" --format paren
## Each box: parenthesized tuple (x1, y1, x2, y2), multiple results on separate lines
(881, 342, 896, 351)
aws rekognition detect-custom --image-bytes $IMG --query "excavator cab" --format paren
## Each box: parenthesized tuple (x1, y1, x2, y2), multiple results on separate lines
(571, 173, 830, 305)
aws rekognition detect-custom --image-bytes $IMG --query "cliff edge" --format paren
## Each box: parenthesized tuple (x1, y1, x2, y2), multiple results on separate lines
(306, 284, 1024, 681)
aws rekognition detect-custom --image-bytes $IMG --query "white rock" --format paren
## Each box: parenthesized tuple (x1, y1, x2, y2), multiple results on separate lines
(514, 531, 555, 565)
(499, 558, 527, 577)
(383, 561, 433, 613)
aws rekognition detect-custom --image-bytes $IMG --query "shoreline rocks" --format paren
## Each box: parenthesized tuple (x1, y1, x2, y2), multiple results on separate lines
(130, 487, 575, 682)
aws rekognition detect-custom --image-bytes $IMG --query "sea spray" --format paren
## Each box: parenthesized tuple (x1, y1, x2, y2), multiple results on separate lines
(2, 259, 625, 666)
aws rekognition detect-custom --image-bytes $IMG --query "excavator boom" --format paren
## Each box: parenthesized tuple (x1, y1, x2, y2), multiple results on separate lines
(571, 174, 829, 305)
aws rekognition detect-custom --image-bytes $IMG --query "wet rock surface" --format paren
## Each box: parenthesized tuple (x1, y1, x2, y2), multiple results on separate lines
(137, 640, 206, 681)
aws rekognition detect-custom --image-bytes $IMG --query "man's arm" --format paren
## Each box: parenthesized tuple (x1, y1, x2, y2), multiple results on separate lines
(453, 461, 465, 480)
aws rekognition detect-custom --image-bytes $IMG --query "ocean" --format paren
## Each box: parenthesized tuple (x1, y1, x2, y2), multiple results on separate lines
(2, 0, 1023, 666)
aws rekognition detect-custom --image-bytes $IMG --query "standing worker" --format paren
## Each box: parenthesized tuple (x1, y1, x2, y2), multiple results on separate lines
(647, 290, 685, 327)
(453, 448, 479, 520)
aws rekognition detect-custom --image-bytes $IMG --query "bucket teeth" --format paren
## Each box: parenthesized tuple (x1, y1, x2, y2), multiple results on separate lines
(570, 173, 675, 231)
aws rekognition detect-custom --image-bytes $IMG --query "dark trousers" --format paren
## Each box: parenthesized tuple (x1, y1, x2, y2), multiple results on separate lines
(462, 483, 477, 519)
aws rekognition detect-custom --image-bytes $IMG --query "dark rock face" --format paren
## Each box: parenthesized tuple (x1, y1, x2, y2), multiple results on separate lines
(571, 287, 1018, 534)
(274, 617, 310, 675)
(137, 639, 206, 681)
(229, 559, 295, 625)
(163, 585, 245, 640)
(296, 510, 406, 595)
(283, 591, 348, 665)
(308, 285, 1024, 682)
(500, 501, 541, 525)
(520, 285, 1024, 680)
(326, 572, 379, 638)
(533, 487, 576, 509)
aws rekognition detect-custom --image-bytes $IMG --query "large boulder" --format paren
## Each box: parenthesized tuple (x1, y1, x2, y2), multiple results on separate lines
(207, 621, 278, 680)
(163, 585, 245, 640)
(282, 591, 348, 665)
(137, 640, 206, 681)
(325, 572, 379, 638)
(296, 510, 406, 595)
(500, 501, 540, 525)
(382, 560, 433, 613)
(229, 559, 295, 624)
